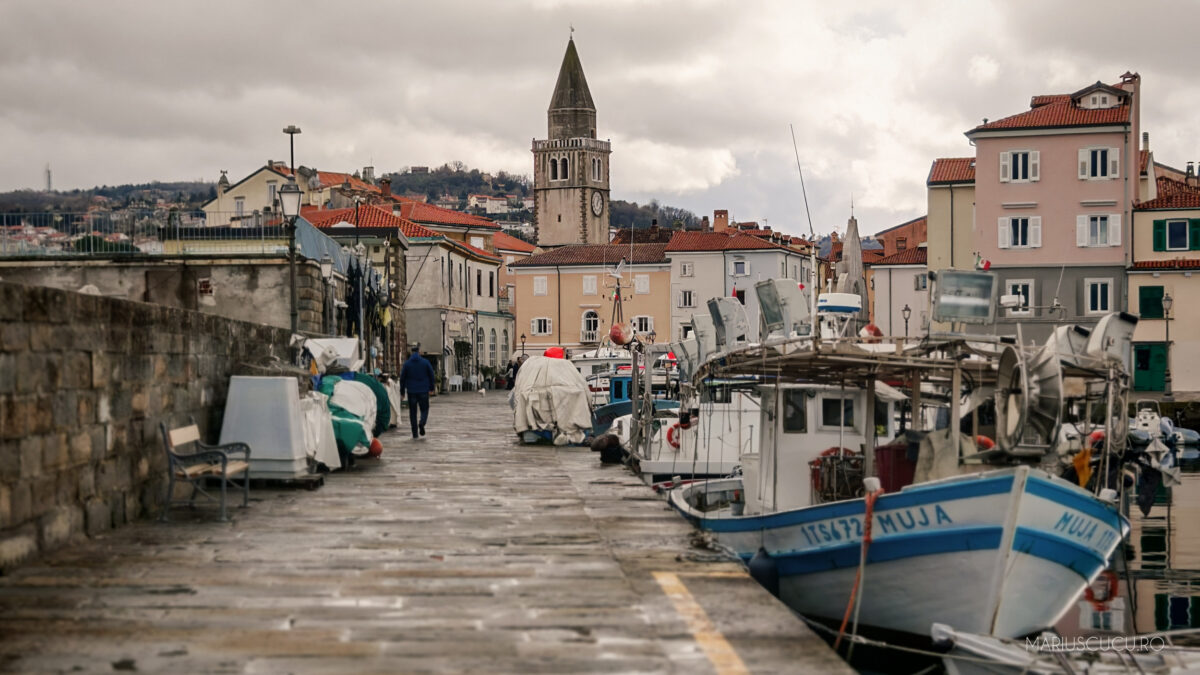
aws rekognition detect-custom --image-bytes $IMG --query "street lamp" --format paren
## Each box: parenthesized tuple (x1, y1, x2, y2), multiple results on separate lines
(520, 333, 527, 356)
(355, 242, 368, 371)
(282, 125, 301, 174)
(1163, 292, 1174, 399)
(468, 315, 478, 390)
(319, 254, 333, 334)
(441, 311, 449, 393)
(902, 304, 912, 338)
(278, 178, 303, 334)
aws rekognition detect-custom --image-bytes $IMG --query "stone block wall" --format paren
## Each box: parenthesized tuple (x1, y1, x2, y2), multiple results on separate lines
(0, 281, 292, 571)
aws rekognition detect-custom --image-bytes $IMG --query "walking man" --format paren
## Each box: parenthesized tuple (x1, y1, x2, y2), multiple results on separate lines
(399, 344, 436, 439)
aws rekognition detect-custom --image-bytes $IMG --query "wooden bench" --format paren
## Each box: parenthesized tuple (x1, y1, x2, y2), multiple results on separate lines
(159, 420, 251, 522)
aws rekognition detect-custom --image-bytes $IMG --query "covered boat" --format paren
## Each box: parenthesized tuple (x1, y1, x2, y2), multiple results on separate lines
(510, 355, 593, 445)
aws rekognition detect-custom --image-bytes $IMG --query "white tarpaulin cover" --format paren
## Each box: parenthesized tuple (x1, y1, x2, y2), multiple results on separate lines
(384, 380, 402, 426)
(510, 355, 593, 445)
(219, 376, 309, 479)
(299, 392, 341, 470)
(329, 379, 377, 440)
(304, 338, 363, 373)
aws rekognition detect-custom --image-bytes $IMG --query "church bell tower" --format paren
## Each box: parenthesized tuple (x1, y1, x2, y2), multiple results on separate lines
(532, 37, 611, 247)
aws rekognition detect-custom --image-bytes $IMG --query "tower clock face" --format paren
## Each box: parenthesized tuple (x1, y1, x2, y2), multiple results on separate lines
(591, 191, 603, 216)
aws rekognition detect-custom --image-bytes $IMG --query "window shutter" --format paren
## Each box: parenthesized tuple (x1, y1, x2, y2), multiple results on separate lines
(998, 217, 1010, 248)
(1108, 214, 1121, 246)
(914, 275, 922, 291)
(999, 152, 1011, 182)
(1076, 215, 1089, 247)
(530, 319, 538, 334)
(547, 318, 552, 334)
(1109, 147, 1120, 178)
(1028, 151, 1040, 181)
(646, 316, 654, 331)
(1030, 216, 1042, 247)
(1153, 220, 1166, 251)
(1078, 149, 1089, 179)
(1139, 285, 1164, 319)
(1190, 219, 1200, 251)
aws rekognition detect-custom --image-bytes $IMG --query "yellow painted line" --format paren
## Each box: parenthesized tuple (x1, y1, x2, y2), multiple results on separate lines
(653, 571, 750, 675)
(673, 571, 747, 579)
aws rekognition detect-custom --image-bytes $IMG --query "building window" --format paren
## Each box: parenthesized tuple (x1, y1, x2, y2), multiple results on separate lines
(501, 329, 509, 362)
(533, 276, 548, 296)
(913, 274, 928, 291)
(582, 275, 597, 295)
(1008, 280, 1033, 316)
(581, 311, 599, 342)
(782, 390, 808, 434)
(735, 289, 746, 305)
(267, 181, 277, 206)
(550, 159, 558, 181)
(234, 197, 245, 217)
(1077, 214, 1120, 247)
(470, 236, 484, 249)
(531, 317, 553, 335)
(999, 216, 1040, 248)
(561, 157, 569, 181)
(505, 255, 515, 265)
(634, 274, 650, 294)
(633, 315, 654, 333)
(1086, 279, 1112, 314)
(1079, 147, 1119, 179)
(679, 290, 694, 308)
(681, 325, 693, 340)
(820, 397, 854, 429)
(476, 269, 482, 296)
(1168, 219, 1190, 251)
(489, 272, 495, 297)
(896, 238, 907, 250)
(489, 329, 497, 366)
(732, 260, 747, 276)
(680, 262, 694, 277)
(1088, 216, 1108, 247)
(1001, 150, 1039, 182)
(1139, 285, 1164, 319)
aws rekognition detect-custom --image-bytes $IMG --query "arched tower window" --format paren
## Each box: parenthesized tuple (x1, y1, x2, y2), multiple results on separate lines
(501, 329, 509, 363)
(550, 159, 558, 180)
(561, 156, 569, 180)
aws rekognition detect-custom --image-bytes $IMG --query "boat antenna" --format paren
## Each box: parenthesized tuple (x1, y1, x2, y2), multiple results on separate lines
(790, 123, 819, 337)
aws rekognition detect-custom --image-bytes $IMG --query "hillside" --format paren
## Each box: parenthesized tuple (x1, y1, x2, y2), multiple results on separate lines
(0, 181, 214, 212)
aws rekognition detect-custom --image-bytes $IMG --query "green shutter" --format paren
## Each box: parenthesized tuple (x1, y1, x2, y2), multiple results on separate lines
(1139, 285, 1164, 319)
(1190, 219, 1200, 251)
(1153, 220, 1166, 252)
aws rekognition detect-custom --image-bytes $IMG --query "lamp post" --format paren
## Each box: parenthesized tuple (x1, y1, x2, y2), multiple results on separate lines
(278, 178, 303, 334)
(355, 242, 367, 372)
(1163, 292, 1174, 399)
(520, 333, 526, 356)
(902, 303, 912, 338)
(469, 315, 478, 390)
(282, 125, 301, 174)
(441, 311, 449, 392)
(319, 254, 333, 334)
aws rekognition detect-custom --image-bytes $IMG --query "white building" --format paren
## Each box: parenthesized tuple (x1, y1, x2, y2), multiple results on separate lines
(867, 245, 929, 338)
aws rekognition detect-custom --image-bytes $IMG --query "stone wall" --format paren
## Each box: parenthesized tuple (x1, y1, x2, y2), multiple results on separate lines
(0, 256, 325, 334)
(0, 281, 293, 571)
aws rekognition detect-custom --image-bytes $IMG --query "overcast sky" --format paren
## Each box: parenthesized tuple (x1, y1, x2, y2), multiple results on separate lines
(2, 0, 1198, 237)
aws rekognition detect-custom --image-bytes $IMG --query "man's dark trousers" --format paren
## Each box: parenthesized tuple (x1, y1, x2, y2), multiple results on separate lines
(408, 392, 430, 437)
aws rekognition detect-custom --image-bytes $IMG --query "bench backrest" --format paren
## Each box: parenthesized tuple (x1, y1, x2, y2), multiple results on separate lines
(161, 422, 201, 459)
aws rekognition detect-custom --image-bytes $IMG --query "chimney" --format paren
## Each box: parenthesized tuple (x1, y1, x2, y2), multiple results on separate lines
(380, 176, 392, 197)
(701, 215, 710, 231)
(713, 209, 729, 233)
(831, 231, 840, 243)
(1188, 162, 1197, 187)
(363, 166, 375, 183)
(1142, 131, 1149, 151)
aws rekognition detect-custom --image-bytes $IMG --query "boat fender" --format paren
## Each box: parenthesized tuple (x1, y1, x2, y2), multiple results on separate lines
(666, 423, 683, 449)
(748, 548, 779, 597)
(975, 435, 995, 451)
(1084, 570, 1120, 611)
(368, 438, 383, 458)
(591, 434, 624, 464)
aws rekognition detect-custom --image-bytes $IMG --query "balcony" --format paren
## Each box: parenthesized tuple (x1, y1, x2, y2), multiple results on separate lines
(580, 329, 598, 343)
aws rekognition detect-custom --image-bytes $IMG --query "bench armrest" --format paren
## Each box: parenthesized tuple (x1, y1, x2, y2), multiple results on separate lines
(197, 440, 251, 459)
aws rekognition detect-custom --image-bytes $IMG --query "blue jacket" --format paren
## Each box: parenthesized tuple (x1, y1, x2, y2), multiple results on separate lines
(399, 352, 437, 396)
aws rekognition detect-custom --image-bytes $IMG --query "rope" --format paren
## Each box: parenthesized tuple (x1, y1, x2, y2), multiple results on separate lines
(835, 487, 883, 654)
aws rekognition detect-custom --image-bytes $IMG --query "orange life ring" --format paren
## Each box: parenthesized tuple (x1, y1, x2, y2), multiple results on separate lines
(976, 435, 995, 450)
(1084, 570, 1120, 611)
(666, 423, 682, 449)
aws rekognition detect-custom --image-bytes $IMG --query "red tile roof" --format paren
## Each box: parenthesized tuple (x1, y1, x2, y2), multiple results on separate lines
(1137, 176, 1200, 210)
(871, 247, 928, 266)
(665, 231, 788, 252)
(493, 231, 537, 253)
(971, 91, 1130, 133)
(1132, 259, 1200, 270)
(275, 166, 378, 193)
(928, 158, 976, 185)
(511, 244, 668, 267)
(862, 250, 886, 264)
(450, 238, 501, 262)
(305, 205, 439, 239)
(397, 200, 499, 229)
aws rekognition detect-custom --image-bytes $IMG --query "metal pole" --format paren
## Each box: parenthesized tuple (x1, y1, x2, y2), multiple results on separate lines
(442, 316, 448, 392)
(1165, 306, 1173, 398)
(288, 218, 298, 334)
(359, 256, 366, 372)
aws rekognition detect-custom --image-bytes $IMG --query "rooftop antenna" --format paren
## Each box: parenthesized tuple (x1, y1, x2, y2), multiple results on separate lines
(850, 193, 854, 218)
(570, 24, 575, 39)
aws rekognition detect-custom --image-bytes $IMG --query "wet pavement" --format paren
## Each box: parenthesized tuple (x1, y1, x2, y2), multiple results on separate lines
(0, 393, 847, 674)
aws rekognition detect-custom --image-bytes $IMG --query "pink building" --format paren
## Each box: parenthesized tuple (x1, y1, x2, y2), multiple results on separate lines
(964, 73, 1142, 338)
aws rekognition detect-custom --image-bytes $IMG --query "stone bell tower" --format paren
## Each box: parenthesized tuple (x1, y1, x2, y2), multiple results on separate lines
(532, 37, 611, 247)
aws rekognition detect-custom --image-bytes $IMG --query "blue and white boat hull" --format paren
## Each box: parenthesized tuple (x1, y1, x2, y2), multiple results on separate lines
(668, 466, 1128, 638)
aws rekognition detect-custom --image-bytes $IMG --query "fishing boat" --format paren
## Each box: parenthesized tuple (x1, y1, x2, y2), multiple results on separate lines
(666, 267, 1140, 640)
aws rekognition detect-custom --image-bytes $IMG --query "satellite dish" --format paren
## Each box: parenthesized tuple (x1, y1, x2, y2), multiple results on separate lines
(690, 312, 716, 362)
(995, 344, 1063, 454)
(755, 278, 810, 338)
(707, 297, 750, 349)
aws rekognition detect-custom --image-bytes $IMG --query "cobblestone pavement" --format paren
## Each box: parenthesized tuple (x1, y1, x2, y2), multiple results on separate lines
(0, 393, 848, 674)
